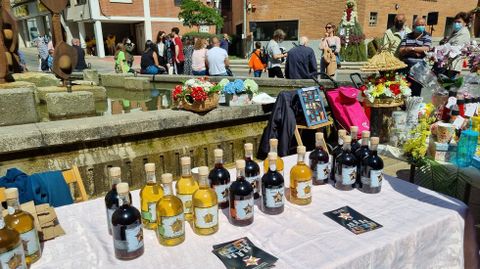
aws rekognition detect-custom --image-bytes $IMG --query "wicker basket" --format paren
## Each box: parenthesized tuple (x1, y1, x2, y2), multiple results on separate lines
(180, 92, 220, 113)
(365, 98, 404, 108)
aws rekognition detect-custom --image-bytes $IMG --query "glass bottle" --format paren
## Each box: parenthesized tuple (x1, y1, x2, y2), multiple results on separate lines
(309, 132, 330, 185)
(140, 163, 164, 230)
(209, 149, 230, 209)
(0, 211, 27, 269)
(175, 156, 199, 222)
(290, 146, 313, 205)
(244, 143, 261, 199)
(335, 136, 357, 191)
(105, 167, 131, 235)
(4, 188, 41, 266)
(156, 173, 185, 246)
(331, 129, 347, 183)
(193, 166, 219, 235)
(360, 137, 384, 193)
(355, 131, 371, 187)
(350, 126, 360, 153)
(261, 152, 285, 215)
(263, 138, 284, 176)
(229, 160, 254, 226)
(112, 183, 144, 260)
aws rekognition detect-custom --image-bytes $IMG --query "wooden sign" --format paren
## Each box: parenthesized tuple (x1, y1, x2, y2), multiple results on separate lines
(296, 87, 329, 127)
(51, 41, 78, 80)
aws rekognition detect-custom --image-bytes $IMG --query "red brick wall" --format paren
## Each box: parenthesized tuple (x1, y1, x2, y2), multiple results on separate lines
(99, 0, 144, 17)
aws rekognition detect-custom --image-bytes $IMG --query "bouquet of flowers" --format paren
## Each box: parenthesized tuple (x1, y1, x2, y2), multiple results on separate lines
(172, 77, 222, 112)
(462, 41, 480, 74)
(221, 79, 259, 96)
(361, 72, 412, 103)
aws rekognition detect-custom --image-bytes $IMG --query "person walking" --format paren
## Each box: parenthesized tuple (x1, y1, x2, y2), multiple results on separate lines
(171, 27, 185, 74)
(72, 38, 87, 71)
(383, 14, 411, 56)
(248, 41, 266, 77)
(319, 23, 341, 78)
(266, 29, 288, 78)
(207, 37, 229, 76)
(192, 38, 208, 76)
(183, 37, 194, 76)
(285, 36, 317, 79)
(220, 33, 231, 52)
(140, 40, 166, 75)
(123, 37, 135, 68)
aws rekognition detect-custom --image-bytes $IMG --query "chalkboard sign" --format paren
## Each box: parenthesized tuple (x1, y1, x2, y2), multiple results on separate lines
(296, 87, 328, 127)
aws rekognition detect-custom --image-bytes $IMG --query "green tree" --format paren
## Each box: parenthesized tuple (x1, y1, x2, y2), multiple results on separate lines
(178, 0, 224, 32)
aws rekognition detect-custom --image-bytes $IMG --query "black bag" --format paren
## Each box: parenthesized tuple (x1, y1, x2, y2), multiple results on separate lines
(257, 50, 268, 65)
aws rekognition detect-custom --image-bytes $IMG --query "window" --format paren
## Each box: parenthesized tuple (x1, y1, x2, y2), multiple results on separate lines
(174, 0, 182, 6)
(444, 17, 454, 37)
(387, 14, 396, 29)
(249, 20, 298, 41)
(369, 12, 378, 27)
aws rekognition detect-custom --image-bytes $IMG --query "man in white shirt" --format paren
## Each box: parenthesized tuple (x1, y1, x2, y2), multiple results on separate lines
(207, 37, 229, 76)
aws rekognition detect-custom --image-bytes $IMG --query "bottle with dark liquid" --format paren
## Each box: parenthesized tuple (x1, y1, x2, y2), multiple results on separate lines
(330, 129, 347, 183)
(355, 131, 371, 187)
(244, 143, 261, 199)
(229, 160, 254, 226)
(105, 167, 131, 235)
(111, 183, 144, 260)
(350, 126, 360, 154)
(334, 135, 357, 191)
(209, 149, 231, 209)
(360, 137, 384, 194)
(309, 132, 330, 185)
(261, 152, 285, 215)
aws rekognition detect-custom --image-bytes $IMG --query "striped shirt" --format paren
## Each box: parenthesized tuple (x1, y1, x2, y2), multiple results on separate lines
(400, 32, 432, 49)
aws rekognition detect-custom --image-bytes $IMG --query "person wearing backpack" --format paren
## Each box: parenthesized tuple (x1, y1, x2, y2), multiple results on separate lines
(248, 41, 267, 77)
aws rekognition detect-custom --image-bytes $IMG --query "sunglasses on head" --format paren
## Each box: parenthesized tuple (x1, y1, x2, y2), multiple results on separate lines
(326, 26, 332, 29)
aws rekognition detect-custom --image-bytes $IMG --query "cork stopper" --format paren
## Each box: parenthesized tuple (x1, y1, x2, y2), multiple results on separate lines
(244, 143, 253, 151)
(297, 145, 306, 154)
(161, 173, 173, 184)
(315, 132, 324, 141)
(180, 156, 191, 166)
(198, 166, 209, 176)
(343, 135, 352, 143)
(144, 163, 155, 172)
(109, 167, 121, 177)
(116, 182, 129, 194)
(338, 129, 347, 137)
(214, 149, 223, 158)
(269, 138, 278, 147)
(5, 188, 18, 200)
(268, 152, 278, 161)
(361, 131, 371, 138)
(370, 137, 380, 145)
(350, 126, 358, 132)
(236, 159, 246, 169)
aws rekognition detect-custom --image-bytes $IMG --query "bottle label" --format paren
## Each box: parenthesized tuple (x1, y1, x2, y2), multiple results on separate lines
(0, 243, 26, 269)
(7, 206, 15, 215)
(106, 208, 116, 232)
(158, 213, 185, 239)
(20, 228, 41, 256)
(246, 175, 260, 194)
(177, 194, 193, 214)
(114, 223, 144, 252)
(295, 181, 312, 199)
(341, 165, 356, 185)
(264, 186, 284, 208)
(315, 162, 330, 181)
(194, 205, 219, 229)
(233, 198, 254, 220)
(213, 184, 230, 204)
(370, 169, 383, 188)
(141, 202, 157, 223)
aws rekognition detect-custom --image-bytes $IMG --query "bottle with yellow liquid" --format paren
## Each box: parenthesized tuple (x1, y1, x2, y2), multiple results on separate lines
(192, 166, 219, 235)
(0, 210, 27, 269)
(263, 138, 284, 176)
(4, 188, 41, 266)
(156, 173, 185, 246)
(290, 146, 313, 205)
(140, 163, 164, 230)
(175, 157, 199, 221)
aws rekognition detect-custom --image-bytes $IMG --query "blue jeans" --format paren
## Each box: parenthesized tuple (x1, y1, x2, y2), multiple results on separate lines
(253, 70, 262, 77)
(192, 70, 207, 76)
(144, 65, 160, 74)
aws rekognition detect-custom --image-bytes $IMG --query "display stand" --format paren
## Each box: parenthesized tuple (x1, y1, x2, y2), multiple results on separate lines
(365, 99, 404, 143)
(294, 121, 333, 147)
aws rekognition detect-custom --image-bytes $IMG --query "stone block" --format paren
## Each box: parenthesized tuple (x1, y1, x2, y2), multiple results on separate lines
(45, 91, 95, 119)
(12, 72, 61, 87)
(99, 73, 133, 88)
(73, 80, 97, 86)
(0, 88, 38, 126)
(124, 77, 151, 90)
(83, 69, 100, 85)
(37, 85, 107, 102)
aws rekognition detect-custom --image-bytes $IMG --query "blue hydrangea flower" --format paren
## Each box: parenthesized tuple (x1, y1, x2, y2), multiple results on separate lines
(233, 79, 245, 94)
(223, 82, 236, 94)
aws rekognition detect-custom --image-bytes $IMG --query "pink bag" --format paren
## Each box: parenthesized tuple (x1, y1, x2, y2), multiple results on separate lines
(325, 86, 370, 138)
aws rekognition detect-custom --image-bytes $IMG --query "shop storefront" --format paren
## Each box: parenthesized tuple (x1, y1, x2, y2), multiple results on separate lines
(11, 0, 51, 47)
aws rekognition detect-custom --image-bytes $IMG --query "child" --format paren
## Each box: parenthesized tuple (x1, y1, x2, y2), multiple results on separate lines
(46, 49, 54, 72)
(248, 41, 266, 77)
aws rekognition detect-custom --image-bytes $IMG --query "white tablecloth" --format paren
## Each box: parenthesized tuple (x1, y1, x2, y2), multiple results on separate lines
(33, 154, 472, 269)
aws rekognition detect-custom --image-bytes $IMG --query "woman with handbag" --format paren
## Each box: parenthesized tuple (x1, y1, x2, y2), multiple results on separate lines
(319, 23, 341, 78)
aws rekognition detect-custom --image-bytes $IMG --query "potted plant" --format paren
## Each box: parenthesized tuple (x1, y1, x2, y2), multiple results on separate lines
(221, 78, 259, 106)
(172, 77, 222, 113)
(360, 72, 412, 107)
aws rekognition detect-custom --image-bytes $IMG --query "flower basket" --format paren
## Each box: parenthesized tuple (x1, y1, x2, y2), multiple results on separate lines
(225, 93, 253, 106)
(180, 92, 220, 113)
(365, 98, 404, 108)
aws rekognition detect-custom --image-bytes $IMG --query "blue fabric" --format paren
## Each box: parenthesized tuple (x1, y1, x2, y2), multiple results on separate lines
(144, 65, 160, 74)
(192, 70, 207, 76)
(0, 168, 74, 207)
(254, 70, 262, 77)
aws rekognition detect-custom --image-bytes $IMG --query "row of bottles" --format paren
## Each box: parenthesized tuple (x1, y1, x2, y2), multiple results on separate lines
(0, 188, 42, 269)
